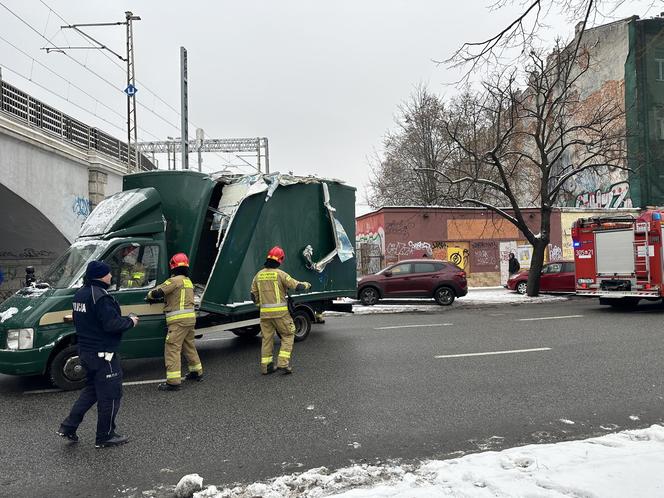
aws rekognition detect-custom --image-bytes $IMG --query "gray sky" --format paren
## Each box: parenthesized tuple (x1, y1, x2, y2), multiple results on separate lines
(0, 1, 658, 213)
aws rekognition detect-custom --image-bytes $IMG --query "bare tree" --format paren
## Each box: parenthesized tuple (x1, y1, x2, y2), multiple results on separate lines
(445, 0, 640, 76)
(367, 85, 450, 207)
(429, 40, 627, 295)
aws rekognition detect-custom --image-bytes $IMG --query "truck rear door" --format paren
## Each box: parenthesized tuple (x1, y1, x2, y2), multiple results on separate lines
(595, 230, 634, 275)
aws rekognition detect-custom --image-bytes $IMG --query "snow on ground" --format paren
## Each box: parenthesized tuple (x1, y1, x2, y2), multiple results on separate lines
(190, 425, 664, 498)
(329, 288, 568, 316)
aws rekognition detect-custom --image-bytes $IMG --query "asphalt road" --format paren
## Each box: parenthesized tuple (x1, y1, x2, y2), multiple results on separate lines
(1, 296, 664, 497)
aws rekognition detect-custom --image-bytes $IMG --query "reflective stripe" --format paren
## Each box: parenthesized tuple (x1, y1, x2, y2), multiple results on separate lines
(166, 312, 196, 323)
(180, 289, 185, 310)
(164, 280, 171, 285)
(189, 363, 202, 372)
(261, 303, 287, 308)
(278, 350, 291, 359)
(261, 306, 288, 313)
(183, 278, 194, 289)
(257, 272, 277, 281)
(261, 356, 273, 364)
(274, 281, 280, 303)
(165, 308, 195, 317)
(166, 371, 181, 379)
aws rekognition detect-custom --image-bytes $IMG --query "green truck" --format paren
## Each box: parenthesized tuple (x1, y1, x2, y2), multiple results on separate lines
(0, 171, 356, 389)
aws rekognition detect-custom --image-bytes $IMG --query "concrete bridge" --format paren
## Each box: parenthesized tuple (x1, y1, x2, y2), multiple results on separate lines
(0, 79, 150, 299)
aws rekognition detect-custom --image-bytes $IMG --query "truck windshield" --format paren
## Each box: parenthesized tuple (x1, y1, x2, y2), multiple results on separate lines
(41, 241, 108, 288)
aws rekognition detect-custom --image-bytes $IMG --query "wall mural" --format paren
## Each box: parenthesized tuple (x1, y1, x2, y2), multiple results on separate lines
(575, 181, 632, 209)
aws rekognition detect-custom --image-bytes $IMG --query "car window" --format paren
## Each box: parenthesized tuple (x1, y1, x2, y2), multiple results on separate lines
(390, 263, 412, 275)
(563, 262, 575, 273)
(105, 243, 160, 290)
(413, 263, 437, 273)
(546, 263, 563, 274)
(433, 262, 445, 271)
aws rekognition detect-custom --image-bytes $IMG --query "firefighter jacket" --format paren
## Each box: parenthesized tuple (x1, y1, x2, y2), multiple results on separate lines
(147, 275, 196, 324)
(72, 280, 135, 353)
(120, 262, 147, 288)
(250, 268, 308, 318)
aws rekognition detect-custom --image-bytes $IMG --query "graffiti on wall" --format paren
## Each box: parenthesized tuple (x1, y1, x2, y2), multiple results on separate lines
(72, 196, 92, 219)
(447, 243, 470, 271)
(470, 240, 499, 271)
(575, 181, 632, 209)
(385, 220, 415, 237)
(548, 243, 563, 261)
(385, 240, 432, 257)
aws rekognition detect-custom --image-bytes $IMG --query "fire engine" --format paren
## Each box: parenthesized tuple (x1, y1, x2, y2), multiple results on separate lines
(572, 210, 664, 307)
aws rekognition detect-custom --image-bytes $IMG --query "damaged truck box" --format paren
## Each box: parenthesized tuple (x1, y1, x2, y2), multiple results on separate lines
(0, 170, 356, 390)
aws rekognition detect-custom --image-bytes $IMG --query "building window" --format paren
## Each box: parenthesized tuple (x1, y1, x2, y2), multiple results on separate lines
(657, 59, 664, 82)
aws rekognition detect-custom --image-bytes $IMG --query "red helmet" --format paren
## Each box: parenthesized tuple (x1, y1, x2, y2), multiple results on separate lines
(266, 246, 285, 264)
(169, 252, 190, 270)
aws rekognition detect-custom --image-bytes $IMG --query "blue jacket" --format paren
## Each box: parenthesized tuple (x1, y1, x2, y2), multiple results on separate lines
(72, 280, 134, 353)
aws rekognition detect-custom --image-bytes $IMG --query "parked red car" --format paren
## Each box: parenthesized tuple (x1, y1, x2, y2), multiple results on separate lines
(357, 259, 468, 306)
(506, 260, 575, 294)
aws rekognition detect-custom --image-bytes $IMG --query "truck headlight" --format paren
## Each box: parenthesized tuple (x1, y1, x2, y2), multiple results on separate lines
(6, 328, 34, 350)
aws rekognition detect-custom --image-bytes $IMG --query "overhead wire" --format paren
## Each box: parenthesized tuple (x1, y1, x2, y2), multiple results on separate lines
(38, 0, 241, 170)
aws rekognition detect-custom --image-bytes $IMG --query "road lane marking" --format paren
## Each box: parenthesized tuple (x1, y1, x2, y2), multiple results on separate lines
(517, 315, 583, 322)
(23, 377, 181, 394)
(435, 347, 551, 359)
(375, 323, 453, 330)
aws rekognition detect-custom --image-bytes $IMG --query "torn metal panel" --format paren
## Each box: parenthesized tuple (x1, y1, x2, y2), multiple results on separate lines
(303, 182, 355, 273)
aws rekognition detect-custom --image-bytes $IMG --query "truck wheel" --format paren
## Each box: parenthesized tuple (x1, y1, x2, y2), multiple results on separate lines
(231, 326, 261, 338)
(434, 286, 455, 306)
(359, 287, 379, 306)
(516, 281, 528, 294)
(49, 345, 86, 391)
(291, 308, 312, 342)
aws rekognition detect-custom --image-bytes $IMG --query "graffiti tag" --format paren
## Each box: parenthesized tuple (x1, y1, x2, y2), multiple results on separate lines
(575, 181, 632, 209)
(72, 196, 92, 219)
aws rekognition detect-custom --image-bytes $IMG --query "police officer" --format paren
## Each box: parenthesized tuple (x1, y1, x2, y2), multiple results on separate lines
(57, 260, 138, 448)
(251, 246, 311, 375)
(146, 253, 202, 391)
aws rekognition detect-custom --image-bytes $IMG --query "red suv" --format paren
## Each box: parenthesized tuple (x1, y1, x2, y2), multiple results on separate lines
(357, 259, 468, 306)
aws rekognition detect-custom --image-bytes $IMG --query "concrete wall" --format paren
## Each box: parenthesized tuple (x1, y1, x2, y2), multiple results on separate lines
(0, 112, 126, 298)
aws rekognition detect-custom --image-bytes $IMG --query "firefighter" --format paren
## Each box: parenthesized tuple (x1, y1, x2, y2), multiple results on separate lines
(250, 246, 311, 375)
(146, 253, 202, 391)
(117, 246, 147, 288)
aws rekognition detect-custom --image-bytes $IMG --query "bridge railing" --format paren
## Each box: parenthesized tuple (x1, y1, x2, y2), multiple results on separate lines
(0, 79, 154, 171)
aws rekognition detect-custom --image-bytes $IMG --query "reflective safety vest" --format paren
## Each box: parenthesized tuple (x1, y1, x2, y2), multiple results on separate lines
(120, 263, 146, 288)
(148, 274, 196, 324)
(250, 268, 302, 318)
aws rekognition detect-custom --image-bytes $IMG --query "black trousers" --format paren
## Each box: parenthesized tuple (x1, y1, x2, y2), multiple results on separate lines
(60, 351, 123, 442)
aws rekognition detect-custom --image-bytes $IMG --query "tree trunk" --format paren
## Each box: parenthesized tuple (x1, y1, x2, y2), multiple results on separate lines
(526, 240, 547, 296)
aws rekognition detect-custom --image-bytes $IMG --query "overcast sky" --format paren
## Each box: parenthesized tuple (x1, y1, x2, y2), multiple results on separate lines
(0, 1, 658, 212)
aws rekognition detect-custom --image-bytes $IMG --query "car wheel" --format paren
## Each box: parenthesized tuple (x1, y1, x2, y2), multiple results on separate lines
(516, 281, 527, 294)
(49, 345, 86, 391)
(359, 287, 379, 306)
(231, 326, 261, 338)
(434, 286, 455, 306)
(291, 308, 312, 342)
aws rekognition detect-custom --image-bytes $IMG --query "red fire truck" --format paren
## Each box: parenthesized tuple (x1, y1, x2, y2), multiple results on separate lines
(572, 210, 664, 307)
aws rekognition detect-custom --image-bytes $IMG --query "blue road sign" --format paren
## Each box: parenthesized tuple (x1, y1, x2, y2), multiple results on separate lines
(124, 84, 138, 96)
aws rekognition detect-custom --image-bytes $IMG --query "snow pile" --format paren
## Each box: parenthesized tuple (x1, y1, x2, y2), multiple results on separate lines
(191, 425, 664, 498)
(330, 289, 568, 316)
(175, 474, 204, 498)
(0, 307, 18, 323)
